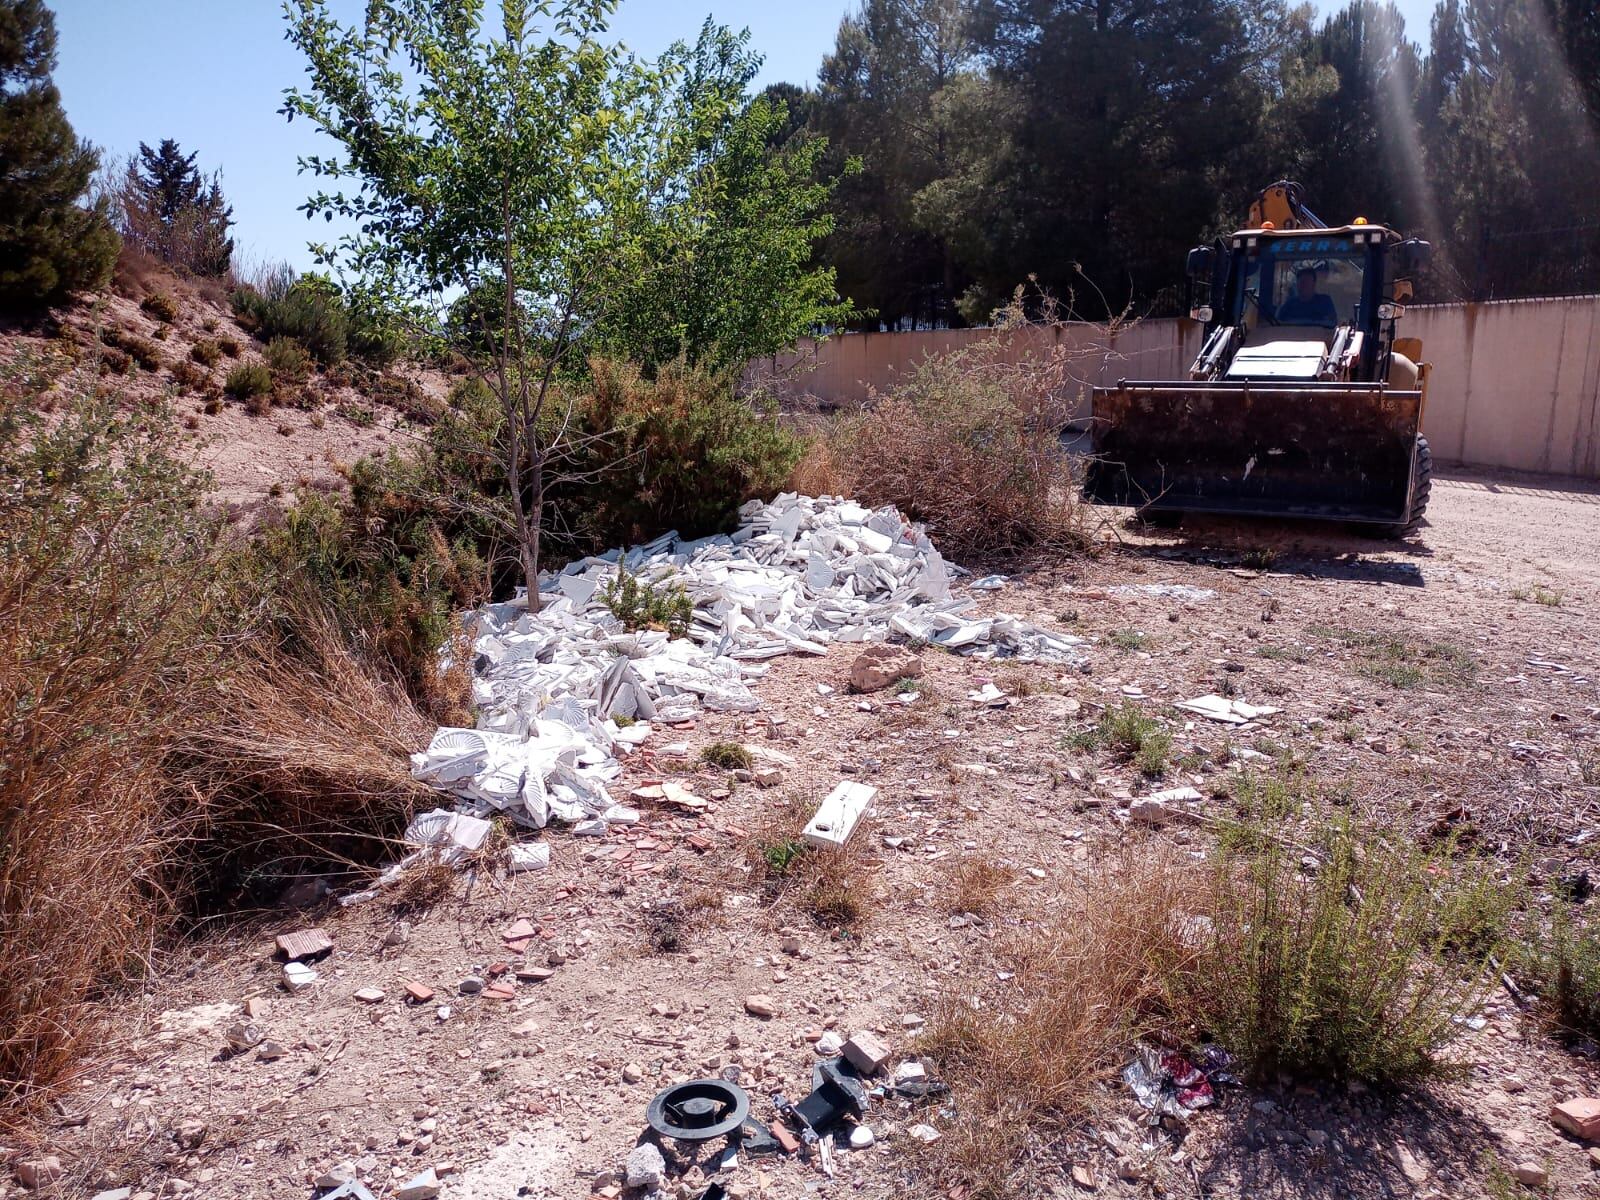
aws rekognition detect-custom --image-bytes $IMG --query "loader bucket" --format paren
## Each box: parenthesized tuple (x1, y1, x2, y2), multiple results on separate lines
(1083, 381, 1423, 525)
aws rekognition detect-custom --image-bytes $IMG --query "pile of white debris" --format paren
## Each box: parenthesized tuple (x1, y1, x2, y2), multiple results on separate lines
(407, 494, 1084, 838)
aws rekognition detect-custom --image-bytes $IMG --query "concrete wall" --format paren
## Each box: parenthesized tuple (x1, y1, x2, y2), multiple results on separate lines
(1406, 296, 1600, 478)
(749, 295, 1600, 478)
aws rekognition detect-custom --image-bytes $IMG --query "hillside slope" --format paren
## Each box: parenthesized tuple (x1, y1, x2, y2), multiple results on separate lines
(0, 260, 450, 525)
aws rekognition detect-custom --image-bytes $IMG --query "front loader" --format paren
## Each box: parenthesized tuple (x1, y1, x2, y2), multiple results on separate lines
(1084, 181, 1435, 537)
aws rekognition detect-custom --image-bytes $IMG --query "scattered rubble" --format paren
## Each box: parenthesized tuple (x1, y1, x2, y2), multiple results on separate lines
(803, 781, 876, 850)
(405, 496, 1084, 845)
(1176, 694, 1280, 724)
(625, 1142, 665, 1189)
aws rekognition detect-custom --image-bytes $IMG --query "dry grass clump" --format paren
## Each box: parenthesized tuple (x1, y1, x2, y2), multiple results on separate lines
(644, 886, 725, 954)
(172, 598, 435, 909)
(944, 856, 1016, 917)
(921, 850, 1203, 1194)
(746, 793, 876, 933)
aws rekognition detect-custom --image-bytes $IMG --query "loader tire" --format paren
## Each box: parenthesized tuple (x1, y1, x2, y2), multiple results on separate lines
(1137, 507, 1183, 529)
(1383, 435, 1431, 539)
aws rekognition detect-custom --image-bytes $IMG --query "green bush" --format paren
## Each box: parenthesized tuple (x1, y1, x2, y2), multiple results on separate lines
(264, 336, 313, 380)
(101, 327, 162, 372)
(224, 361, 271, 400)
(1530, 905, 1600, 1036)
(255, 461, 487, 716)
(191, 339, 221, 367)
(233, 273, 347, 365)
(140, 292, 179, 322)
(600, 561, 693, 637)
(1184, 797, 1517, 1083)
(701, 741, 752, 770)
(577, 357, 805, 546)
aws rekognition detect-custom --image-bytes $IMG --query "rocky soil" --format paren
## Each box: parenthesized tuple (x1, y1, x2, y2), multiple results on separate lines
(12, 470, 1600, 1200)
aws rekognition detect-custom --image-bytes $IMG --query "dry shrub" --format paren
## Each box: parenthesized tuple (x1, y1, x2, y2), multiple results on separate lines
(827, 293, 1112, 560)
(0, 382, 219, 1114)
(0, 367, 438, 1117)
(172, 597, 435, 909)
(922, 849, 1203, 1194)
(787, 434, 846, 497)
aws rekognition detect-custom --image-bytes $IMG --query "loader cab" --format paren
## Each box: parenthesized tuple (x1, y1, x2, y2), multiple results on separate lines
(1189, 225, 1410, 384)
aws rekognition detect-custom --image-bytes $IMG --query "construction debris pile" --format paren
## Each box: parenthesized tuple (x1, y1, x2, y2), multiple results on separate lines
(408, 495, 1084, 835)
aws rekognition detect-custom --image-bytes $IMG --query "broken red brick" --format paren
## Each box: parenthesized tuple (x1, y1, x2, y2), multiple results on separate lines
(274, 928, 333, 962)
(769, 1121, 801, 1154)
(483, 982, 516, 1001)
(403, 981, 435, 1004)
(1553, 1097, 1600, 1141)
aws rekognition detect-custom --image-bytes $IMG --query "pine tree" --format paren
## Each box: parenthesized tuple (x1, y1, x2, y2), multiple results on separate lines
(121, 138, 234, 276)
(0, 0, 119, 311)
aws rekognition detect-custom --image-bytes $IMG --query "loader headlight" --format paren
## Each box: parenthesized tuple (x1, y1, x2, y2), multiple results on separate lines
(1378, 302, 1404, 320)
(1190, 305, 1213, 323)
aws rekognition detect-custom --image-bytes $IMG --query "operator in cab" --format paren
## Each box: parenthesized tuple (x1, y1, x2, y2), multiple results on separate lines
(1277, 265, 1338, 327)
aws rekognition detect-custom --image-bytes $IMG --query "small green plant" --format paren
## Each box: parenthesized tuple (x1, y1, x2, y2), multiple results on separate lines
(1529, 904, 1600, 1037)
(1241, 546, 1278, 571)
(1061, 726, 1100, 753)
(1097, 701, 1171, 777)
(335, 400, 376, 427)
(1105, 627, 1147, 652)
(612, 714, 636, 729)
(140, 291, 179, 322)
(264, 336, 313, 380)
(892, 675, 923, 696)
(700, 741, 752, 771)
(600, 562, 693, 638)
(224, 361, 272, 400)
(190, 339, 221, 367)
(1256, 643, 1310, 664)
(761, 837, 807, 876)
(1531, 585, 1564, 607)
(1580, 751, 1600, 787)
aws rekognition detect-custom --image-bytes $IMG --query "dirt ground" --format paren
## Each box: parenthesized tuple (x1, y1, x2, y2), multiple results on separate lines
(22, 468, 1600, 1200)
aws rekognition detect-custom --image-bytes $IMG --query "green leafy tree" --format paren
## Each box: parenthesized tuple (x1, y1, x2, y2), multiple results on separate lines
(1418, 0, 1600, 295)
(591, 22, 852, 370)
(284, 1, 846, 603)
(0, 0, 119, 310)
(120, 138, 234, 276)
(813, 0, 986, 329)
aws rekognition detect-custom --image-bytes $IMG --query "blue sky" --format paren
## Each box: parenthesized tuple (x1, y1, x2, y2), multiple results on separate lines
(50, 0, 1437, 273)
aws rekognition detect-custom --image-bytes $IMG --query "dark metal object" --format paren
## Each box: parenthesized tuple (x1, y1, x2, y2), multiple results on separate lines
(792, 1058, 870, 1135)
(1085, 381, 1423, 525)
(645, 1079, 750, 1142)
